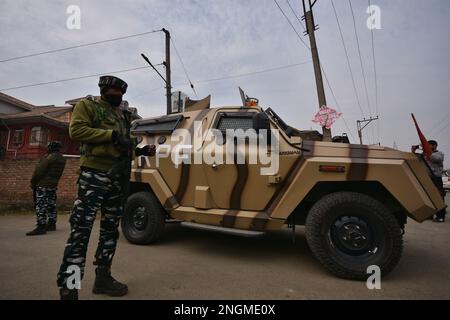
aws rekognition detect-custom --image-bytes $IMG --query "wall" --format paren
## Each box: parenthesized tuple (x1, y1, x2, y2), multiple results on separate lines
(0, 100, 29, 115)
(0, 157, 79, 210)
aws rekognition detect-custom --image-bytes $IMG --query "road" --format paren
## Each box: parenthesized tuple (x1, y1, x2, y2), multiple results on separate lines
(0, 194, 449, 300)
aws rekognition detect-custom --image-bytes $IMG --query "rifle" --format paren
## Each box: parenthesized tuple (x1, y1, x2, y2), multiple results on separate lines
(106, 109, 132, 209)
(122, 109, 132, 204)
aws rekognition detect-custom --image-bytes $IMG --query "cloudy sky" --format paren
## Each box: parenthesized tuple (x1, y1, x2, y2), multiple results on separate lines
(1, 0, 449, 167)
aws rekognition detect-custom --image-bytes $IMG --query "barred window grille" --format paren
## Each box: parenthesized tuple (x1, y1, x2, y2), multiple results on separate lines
(217, 117, 254, 131)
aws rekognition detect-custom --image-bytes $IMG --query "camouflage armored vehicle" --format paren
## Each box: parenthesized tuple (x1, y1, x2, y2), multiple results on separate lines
(121, 95, 446, 280)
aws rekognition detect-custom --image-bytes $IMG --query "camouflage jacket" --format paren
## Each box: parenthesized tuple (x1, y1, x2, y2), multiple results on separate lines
(70, 96, 131, 172)
(31, 152, 66, 188)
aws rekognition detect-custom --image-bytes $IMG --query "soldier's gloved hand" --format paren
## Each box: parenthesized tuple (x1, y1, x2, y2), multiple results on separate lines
(112, 131, 132, 150)
(135, 145, 156, 157)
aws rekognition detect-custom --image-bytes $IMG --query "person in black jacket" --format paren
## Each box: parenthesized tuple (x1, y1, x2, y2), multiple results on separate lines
(26, 141, 66, 236)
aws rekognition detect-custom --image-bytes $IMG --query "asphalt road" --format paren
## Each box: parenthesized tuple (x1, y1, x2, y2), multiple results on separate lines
(0, 194, 449, 300)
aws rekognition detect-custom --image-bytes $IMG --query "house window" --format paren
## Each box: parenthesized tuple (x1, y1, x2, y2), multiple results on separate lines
(12, 129, 24, 148)
(29, 126, 49, 146)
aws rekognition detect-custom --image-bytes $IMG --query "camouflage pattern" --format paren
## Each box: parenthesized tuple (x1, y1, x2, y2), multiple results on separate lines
(34, 186, 57, 226)
(56, 168, 123, 288)
(129, 105, 447, 229)
(123, 102, 448, 280)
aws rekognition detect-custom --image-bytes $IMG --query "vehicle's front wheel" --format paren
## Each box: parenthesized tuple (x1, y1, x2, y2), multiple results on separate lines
(121, 191, 166, 245)
(305, 192, 403, 280)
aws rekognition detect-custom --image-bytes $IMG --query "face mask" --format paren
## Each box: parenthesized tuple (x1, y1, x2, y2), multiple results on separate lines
(104, 94, 123, 107)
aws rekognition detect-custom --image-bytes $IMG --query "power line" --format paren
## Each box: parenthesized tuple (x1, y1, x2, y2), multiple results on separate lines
(0, 29, 162, 63)
(0, 64, 163, 91)
(281, 0, 355, 141)
(273, 0, 310, 50)
(331, 0, 366, 118)
(176, 57, 355, 141)
(321, 66, 356, 142)
(0, 61, 308, 93)
(117, 62, 313, 100)
(349, 0, 371, 115)
(349, 0, 375, 144)
(181, 58, 357, 141)
(439, 141, 450, 149)
(429, 111, 450, 136)
(191, 61, 311, 84)
(368, 0, 380, 143)
(127, 86, 163, 100)
(170, 37, 198, 98)
(286, 0, 307, 34)
(432, 121, 450, 139)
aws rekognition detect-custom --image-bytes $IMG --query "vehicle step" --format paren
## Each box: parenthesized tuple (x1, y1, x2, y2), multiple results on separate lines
(180, 222, 265, 237)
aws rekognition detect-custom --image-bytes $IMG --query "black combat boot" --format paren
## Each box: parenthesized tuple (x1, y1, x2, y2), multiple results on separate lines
(47, 222, 56, 231)
(60, 288, 78, 300)
(26, 225, 47, 236)
(92, 267, 128, 297)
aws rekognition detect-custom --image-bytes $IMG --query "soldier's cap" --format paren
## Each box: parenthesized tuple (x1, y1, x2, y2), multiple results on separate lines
(98, 75, 128, 94)
(428, 140, 438, 146)
(48, 141, 62, 151)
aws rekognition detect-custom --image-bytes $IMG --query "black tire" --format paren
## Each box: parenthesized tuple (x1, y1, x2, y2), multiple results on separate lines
(305, 192, 403, 280)
(121, 191, 166, 245)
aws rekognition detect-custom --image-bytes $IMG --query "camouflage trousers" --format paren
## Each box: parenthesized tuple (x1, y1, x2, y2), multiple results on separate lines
(34, 186, 57, 226)
(57, 168, 123, 288)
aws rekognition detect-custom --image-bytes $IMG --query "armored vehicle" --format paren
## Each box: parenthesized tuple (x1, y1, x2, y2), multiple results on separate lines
(121, 95, 446, 280)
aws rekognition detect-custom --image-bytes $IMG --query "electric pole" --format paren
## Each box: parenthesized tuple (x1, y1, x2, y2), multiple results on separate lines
(357, 116, 379, 145)
(140, 28, 172, 115)
(302, 0, 332, 142)
(162, 28, 172, 115)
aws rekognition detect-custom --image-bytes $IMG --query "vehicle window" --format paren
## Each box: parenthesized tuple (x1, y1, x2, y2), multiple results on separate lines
(211, 112, 257, 144)
(216, 114, 254, 131)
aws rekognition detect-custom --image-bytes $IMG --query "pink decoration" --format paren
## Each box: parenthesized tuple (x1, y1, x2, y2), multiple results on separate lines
(312, 106, 342, 129)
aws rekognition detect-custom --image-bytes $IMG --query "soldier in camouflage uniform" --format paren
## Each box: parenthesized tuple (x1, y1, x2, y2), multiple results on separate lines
(57, 76, 155, 300)
(27, 141, 66, 236)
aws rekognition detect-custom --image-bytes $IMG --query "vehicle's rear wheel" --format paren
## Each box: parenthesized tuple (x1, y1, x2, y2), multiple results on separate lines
(305, 192, 403, 280)
(121, 191, 165, 245)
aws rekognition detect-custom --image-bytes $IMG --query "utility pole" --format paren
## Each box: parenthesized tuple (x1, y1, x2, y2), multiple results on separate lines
(357, 116, 379, 145)
(302, 0, 332, 142)
(162, 28, 172, 115)
(140, 28, 172, 115)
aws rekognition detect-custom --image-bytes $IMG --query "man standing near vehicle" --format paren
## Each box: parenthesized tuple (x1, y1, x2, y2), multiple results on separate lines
(56, 76, 155, 300)
(27, 141, 66, 236)
(412, 140, 446, 222)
